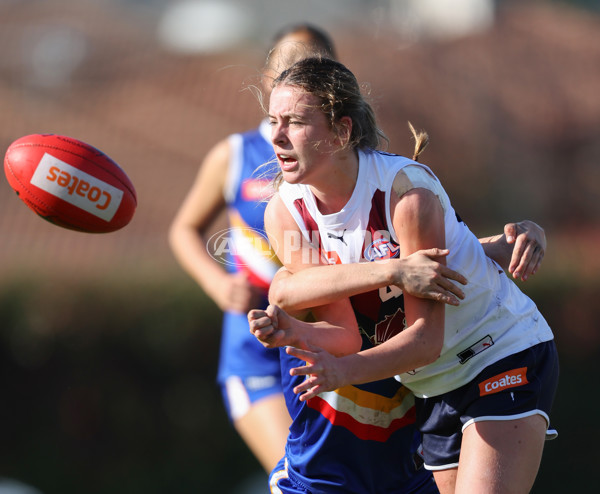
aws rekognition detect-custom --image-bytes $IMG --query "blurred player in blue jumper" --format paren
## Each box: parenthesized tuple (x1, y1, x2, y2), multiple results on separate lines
(169, 24, 342, 471)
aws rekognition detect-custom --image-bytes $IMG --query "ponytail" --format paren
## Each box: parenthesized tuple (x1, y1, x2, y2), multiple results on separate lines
(408, 121, 429, 162)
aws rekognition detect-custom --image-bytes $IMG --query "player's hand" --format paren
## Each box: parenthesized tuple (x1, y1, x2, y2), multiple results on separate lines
(286, 345, 346, 401)
(215, 272, 264, 313)
(396, 249, 467, 306)
(248, 304, 292, 348)
(504, 221, 546, 281)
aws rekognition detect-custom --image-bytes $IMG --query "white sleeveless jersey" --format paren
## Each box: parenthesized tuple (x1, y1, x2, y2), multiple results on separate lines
(278, 149, 554, 398)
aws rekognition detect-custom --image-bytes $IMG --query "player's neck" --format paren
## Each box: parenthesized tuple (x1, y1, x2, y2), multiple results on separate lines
(309, 152, 359, 215)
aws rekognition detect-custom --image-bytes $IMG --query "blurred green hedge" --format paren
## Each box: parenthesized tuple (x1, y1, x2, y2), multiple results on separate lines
(0, 274, 263, 494)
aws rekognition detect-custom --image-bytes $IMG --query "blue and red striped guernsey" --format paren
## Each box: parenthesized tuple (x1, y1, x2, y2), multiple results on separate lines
(307, 383, 416, 442)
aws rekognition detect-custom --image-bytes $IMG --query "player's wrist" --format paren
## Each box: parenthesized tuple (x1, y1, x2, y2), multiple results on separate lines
(287, 319, 310, 350)
(387, 258, 406, 289)
(373, 258, 400, 287)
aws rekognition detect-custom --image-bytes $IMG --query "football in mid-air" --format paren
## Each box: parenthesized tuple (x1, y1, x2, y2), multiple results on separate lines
(4, 134, 137, 233)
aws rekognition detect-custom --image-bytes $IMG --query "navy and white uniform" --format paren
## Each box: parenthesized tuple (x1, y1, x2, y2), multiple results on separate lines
(277, 149, 558, 470)
(217, 120, 282, 420)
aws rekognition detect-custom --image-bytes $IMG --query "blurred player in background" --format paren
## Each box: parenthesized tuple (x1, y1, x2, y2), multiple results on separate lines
(169, 24, 340, 472)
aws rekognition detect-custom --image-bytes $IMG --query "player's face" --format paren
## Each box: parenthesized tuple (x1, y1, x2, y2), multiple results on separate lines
(269, 85, 341, 186)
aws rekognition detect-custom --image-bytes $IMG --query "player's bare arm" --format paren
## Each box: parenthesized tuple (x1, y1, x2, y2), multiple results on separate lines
(168, 138, 263, 313)
(479, 220, 546, 281)
(248, 303, 361, 357)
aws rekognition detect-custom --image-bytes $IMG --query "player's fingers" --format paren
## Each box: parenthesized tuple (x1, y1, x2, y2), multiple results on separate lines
(285, 343, 323, 356)
(248, 315, 275, 336)
(531, 248, 544, 276)
(286, 345, 320, 363)
(432, 290, 460, 307)
(292, 374, 318, 393)
(252, 330, 277, 346)
(429, 270, 466, 306)
(298, 386, 321, 402)
(445, 282, 465, 302)
(253, 325, 275, 338)
(440, 266, 468, 286)
(516, 245, 544, 280)
(258, 329, 287, 348)
(509, 235, 529, 276)
(293, 375, 321, 398)
(504, 223, 518, 244)
(419, 248, 450, 259)
(251, 314, 274, 329)
(511, 234, 542, 279)
(247, 309, 267, 324)
(266, 304, 279, 327)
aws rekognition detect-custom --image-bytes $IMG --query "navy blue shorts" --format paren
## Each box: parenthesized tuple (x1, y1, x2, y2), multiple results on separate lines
(415, 340, 559, 470)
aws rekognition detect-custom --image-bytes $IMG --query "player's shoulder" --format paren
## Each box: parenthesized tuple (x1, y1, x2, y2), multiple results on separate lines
(264, 191, 283, 222)
(361, 149, 413, 174)
(264, 191, 298, 231)
(391, 165, 435, 195)
(358, 149, 414, 191)
(205, 136, 233, 163)
(265, 188, 290, 211)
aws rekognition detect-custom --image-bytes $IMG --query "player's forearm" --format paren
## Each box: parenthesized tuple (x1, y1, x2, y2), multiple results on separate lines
(269, 261, 395, 311)
(479, 234, 511, 270)
(291, 318, 363, 357)
(333, 318, 442, 385)
(169, 225, 228, 297)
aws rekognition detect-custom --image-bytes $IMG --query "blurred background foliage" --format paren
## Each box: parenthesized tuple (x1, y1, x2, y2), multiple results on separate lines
(0, 0, 598, 492)
(0, 273, 259, 493)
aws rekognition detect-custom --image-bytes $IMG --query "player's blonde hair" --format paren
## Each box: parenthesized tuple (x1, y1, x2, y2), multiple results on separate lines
(408, 121, 429, 162)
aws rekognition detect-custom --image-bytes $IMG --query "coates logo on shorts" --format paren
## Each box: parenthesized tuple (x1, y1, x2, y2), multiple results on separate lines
(363, 237, 400, 262)
(206, 227, 278, 267)
(479, 367, 529, 397)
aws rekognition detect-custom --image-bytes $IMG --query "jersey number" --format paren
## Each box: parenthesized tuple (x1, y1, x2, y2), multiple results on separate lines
(379, 285, 403, 302)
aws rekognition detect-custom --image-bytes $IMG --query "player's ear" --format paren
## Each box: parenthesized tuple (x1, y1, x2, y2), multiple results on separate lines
(335, 116, 352, 147)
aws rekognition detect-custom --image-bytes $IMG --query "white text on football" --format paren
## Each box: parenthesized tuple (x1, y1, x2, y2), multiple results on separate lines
(30, 153, 124, 222)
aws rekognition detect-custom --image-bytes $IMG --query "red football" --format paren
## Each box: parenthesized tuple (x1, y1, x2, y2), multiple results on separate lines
(4, 134, 137, 233)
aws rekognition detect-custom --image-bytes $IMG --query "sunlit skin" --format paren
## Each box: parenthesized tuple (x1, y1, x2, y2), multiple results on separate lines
(269, 86, 358, 214)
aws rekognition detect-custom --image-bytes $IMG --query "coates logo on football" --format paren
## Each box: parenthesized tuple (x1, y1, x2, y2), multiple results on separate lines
(207, 227, 278, 267)
(479, 367, 529, 397)
(363, 237, 400, 262)
(30, 153, 123, 222)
